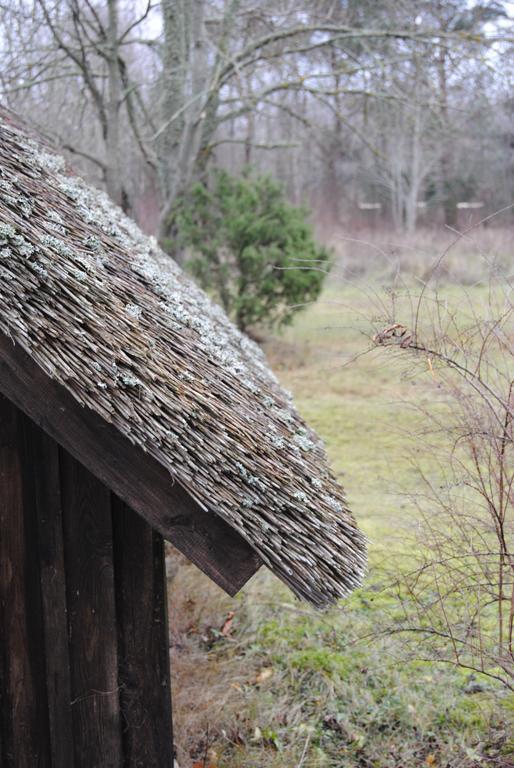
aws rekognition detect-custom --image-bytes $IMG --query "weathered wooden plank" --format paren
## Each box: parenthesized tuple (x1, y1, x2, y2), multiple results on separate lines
(0, 394, 51, 767)
(112, 498, 174, 767)
(0, 333, 261, 595)
(22, 417, 75, 768)
(60, 450, 124, 768)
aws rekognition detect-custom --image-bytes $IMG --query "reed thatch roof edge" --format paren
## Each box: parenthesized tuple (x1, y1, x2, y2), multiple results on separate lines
(0, 108, 367, 606)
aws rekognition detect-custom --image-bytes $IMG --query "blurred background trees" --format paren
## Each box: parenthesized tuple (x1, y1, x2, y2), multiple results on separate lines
(1, 3, 512, 762)
(0, 0, 512, 242)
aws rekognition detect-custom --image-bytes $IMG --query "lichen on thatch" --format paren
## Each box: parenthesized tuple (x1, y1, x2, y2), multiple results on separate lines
(0, 109, 367, 607)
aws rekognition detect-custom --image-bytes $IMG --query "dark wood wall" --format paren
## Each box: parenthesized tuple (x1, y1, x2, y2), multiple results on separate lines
(0, 394, 174, 768)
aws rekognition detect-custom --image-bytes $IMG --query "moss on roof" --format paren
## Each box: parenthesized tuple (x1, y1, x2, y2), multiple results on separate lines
(0, 109, 366, 607)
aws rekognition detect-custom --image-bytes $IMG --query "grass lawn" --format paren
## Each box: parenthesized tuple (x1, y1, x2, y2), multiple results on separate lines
(169, 274, 513, 768)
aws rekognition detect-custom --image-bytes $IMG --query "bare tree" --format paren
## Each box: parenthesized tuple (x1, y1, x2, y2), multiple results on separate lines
(421, 0, 507, 227)
(1, 0, 511, 241)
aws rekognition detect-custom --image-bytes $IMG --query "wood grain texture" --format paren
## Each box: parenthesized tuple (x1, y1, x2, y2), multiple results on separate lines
(0, 394, 50, 767)
(22, 417, 75, 768)
(0, 333, 261, 595)
(0, 399, 179, 767)
(60, 450, 123, 768)
(113, 498, 174, 767)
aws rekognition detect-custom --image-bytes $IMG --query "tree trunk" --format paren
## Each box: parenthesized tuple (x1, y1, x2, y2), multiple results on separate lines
(405, 102, 422, 233)
(158, 0, 188, 207)
(437, 49, 457, 228)
(157, 0, 208, 258)
(105, 0, 125, 210)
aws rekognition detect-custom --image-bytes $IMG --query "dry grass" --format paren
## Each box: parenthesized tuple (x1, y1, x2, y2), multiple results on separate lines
(167, 228, 514, 767)
(324, 226, 513, 285)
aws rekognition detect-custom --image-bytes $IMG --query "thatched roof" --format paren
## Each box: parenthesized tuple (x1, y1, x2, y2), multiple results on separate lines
(0, 108, 366, 607)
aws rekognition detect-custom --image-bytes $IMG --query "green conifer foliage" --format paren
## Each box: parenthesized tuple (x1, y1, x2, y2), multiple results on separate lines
(174, 170, 330, 332)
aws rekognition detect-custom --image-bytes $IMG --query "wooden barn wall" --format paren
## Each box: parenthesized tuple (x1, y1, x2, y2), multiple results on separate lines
(0, 394, 173, 768)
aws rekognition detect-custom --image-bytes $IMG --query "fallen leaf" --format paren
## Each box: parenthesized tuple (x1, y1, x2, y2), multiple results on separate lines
(425, 754, 437, 766)
(253, 667, 274, 684)
(220, 611, 235, 636)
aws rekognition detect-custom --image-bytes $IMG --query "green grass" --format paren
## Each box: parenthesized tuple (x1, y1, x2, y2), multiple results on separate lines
(170, 279, 513, 768)
(269, 283, 448, 545)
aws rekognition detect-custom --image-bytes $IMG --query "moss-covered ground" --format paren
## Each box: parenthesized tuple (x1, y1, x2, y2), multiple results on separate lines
(170, 277, 513, 768)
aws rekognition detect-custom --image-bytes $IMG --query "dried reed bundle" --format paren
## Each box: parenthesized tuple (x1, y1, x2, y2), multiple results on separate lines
(0, 109, 366, 606)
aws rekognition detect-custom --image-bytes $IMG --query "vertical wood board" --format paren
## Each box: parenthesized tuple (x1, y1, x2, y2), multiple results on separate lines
(23, 418, 75, 768)
(113, 498, 174, 767)
(0, 400, 178, 767)
(60, 450, 124, 768)
(0, 394, 50, 767)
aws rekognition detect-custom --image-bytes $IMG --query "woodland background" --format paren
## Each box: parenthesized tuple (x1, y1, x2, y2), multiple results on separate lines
(1, 3, 513, 767)
(1, 0, 512, 241)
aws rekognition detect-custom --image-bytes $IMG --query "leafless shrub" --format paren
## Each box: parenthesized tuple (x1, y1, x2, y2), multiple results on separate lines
(371, 222, 513, 690)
